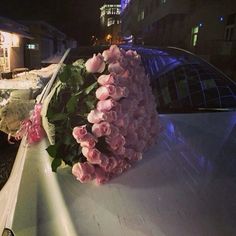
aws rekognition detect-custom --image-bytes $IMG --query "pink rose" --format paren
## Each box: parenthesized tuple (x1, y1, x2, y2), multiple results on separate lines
(79, 133, 97, 148)
(85, 53, 105, 73)
(125, 131, 138, 146)
(120, 99, 134, 113)
(111, 159, 131, 175)
(109, 124, 119, 137)
(72, 162, 95, 183)
(97, 99, 116, 112)
(110, 87, 129, 100)
(82, 147, 103, 164)
(108, 62, 125, 74)
(99, 155, 109, 168)
(136, 126, 147, 139)
(97, 74, 116, 86)
(94, 166, 109, 184)
(106, 134, 125, 150)
(92, 122, 111, 137)
(72, 125, 87, 140)
(125, 148, 142, 162)
(133, 139, 146, 152)
(116, 146, 126, 155)
(95, 85, 116, 101)
(114, 115, 129, 129)
(101, 156, 118, 172)
(102, 45, 121, 63)
(119, 70, 130, 81)
(104, 110, 117, 123)
(87, 109, 107, 124)
(126, 49, 138, 57)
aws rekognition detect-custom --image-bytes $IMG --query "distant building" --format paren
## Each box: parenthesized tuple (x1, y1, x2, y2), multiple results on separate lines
(100, 3, 122, 44)
(21, 21, 69, 69)
(0, 17, 77, 76)
(121, 0, 236, 79)
(0, 16, 32, 76)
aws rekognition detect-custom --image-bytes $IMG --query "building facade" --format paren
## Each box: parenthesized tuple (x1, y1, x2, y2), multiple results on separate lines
(0, 16, 32, 76)
(100, 3, 122, 44)
(0, 17, 77, 75)
(121, 0, 236, 79)
(21, 21, 68, 69)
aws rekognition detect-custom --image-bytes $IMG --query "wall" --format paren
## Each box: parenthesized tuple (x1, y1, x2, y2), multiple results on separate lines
(10, 37, 25, 70)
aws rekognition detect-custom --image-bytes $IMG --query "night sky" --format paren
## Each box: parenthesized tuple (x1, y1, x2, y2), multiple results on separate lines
(0, 0, 120, 45)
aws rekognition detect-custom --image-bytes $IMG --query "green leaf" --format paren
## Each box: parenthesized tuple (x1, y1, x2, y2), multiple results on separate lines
(76, 74, 85, 86)
(84, 81, 98, 95)
(72, 59, 85, 68)
(46, 145, 57, 158)
(66, 96, 78, 113)
(51, 158, 62, 172)
(75, 90, 83, 96)
(46, 109, 55, 120)
(85, 100, 95, 110)
(59, 66, 71, 83)
(63, 135, 74, 145)
(49, 113, 68, 122)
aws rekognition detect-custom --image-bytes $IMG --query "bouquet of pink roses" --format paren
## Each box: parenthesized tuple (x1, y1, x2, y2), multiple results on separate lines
(44, 45, 159, 184)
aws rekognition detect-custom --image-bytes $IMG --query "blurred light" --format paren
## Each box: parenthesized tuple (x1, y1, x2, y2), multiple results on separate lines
(199, 23, 203, 27)
(0, 31, 20, 47)
(106, 34, 112, 43)
(27, 44, 38, 50)
(121, 0, 131, 12)
(0, 31, 12, 46)
(123, 35, 133, 40)
(220, 16, 224, 22)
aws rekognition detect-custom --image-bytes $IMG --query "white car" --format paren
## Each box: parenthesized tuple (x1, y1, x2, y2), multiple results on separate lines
(0, 47, 236, 236)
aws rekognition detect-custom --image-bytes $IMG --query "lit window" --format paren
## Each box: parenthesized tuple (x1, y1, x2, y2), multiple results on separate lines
(107, 18, 115, 27)
(191, 26, 199, 47)
(193, 35, 198, 46)
(193, 26, 199, 34)
(27, 44, 39, 50)
(141, 10, 145, 20)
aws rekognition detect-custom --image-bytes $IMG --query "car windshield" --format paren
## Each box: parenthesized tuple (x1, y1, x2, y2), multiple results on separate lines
(121, 46, 236, 113)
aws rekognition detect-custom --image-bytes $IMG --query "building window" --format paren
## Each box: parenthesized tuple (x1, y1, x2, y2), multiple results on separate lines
(141, 10, 145, 20)
(107, 18, 115, 27)
(225, 26, 234, 41)
(225, 13, 235, 41)
(191, 26, 199, 46)
(227, 13, 236, 25)
(26, 44, 39, 50)
(0, 47, 10, 72)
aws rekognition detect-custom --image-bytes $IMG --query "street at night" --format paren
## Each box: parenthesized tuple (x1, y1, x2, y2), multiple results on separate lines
(0, 1, 236, 236)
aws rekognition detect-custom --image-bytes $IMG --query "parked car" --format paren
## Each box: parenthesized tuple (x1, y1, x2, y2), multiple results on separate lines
(0, 46, 236, 236)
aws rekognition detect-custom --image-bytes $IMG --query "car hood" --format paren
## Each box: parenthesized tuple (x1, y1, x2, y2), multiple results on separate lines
(1, 111, 236, 236)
